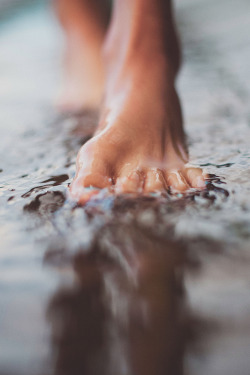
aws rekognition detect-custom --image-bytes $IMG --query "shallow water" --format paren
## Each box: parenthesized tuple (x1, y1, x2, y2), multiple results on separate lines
(1, 1, 250, 374)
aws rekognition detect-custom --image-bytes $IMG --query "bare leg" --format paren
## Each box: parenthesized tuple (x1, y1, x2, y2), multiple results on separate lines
(54, 0, 110, 111)
(70, 0, 206, 202)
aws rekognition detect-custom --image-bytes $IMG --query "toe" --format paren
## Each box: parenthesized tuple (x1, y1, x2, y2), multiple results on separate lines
(78, 172, 112, 189)
(116, 170, 143, 193)
(165, 170, 190, 192)
(74, 188, 101, 205)
(144, 169, 167, 193)
(183, 167, 207, 189)
(70, 173, 112, 203)
(70, 140, 113, 203)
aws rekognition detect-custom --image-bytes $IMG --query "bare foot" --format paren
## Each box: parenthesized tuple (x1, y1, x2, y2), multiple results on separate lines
(70, 0, 207, 203)
(54, 0, 110, 112)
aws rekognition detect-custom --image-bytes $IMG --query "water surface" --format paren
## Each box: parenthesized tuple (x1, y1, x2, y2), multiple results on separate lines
(1, 1, 250, 374)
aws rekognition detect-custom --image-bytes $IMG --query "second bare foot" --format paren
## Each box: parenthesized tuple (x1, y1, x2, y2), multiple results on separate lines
(55, 0, 110, 111)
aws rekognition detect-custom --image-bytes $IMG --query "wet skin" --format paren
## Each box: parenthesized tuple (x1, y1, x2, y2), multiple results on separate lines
(55, 0, 207, 204)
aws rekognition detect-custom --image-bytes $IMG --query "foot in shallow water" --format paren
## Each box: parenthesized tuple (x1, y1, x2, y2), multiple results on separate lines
(69, 0, 207, 203)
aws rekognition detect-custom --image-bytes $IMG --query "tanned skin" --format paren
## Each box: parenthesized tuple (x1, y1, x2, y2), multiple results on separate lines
(55, 0, 206, 203)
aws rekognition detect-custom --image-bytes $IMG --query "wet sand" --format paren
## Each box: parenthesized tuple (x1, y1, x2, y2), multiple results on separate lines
(1, 1, 250, 374)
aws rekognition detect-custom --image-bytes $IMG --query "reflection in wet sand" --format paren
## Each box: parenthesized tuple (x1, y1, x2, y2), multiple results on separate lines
(47, 221, 190, 375)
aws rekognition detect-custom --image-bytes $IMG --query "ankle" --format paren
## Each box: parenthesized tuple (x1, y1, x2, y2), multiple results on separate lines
(103, 41, 178, 89)
(103, 28, 180, 82)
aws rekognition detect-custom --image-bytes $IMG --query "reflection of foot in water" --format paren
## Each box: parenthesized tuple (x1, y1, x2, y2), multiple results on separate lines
(55, 0, 207, 203)
(47, 224, 189, 375)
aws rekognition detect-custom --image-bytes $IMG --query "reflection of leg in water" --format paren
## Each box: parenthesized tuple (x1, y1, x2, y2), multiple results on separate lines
(47, 224, 190, 375)
(54, 0, 110, 111)
(128, 248, 186, 375)
(48, 254, 107, 375)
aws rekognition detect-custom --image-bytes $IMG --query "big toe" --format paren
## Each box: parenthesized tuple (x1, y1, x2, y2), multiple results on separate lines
(70, 172, 112, 204)
(70, 142, 112, 203)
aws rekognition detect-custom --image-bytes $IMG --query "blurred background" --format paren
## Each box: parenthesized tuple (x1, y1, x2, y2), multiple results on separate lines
(1, 1, 250, 375)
